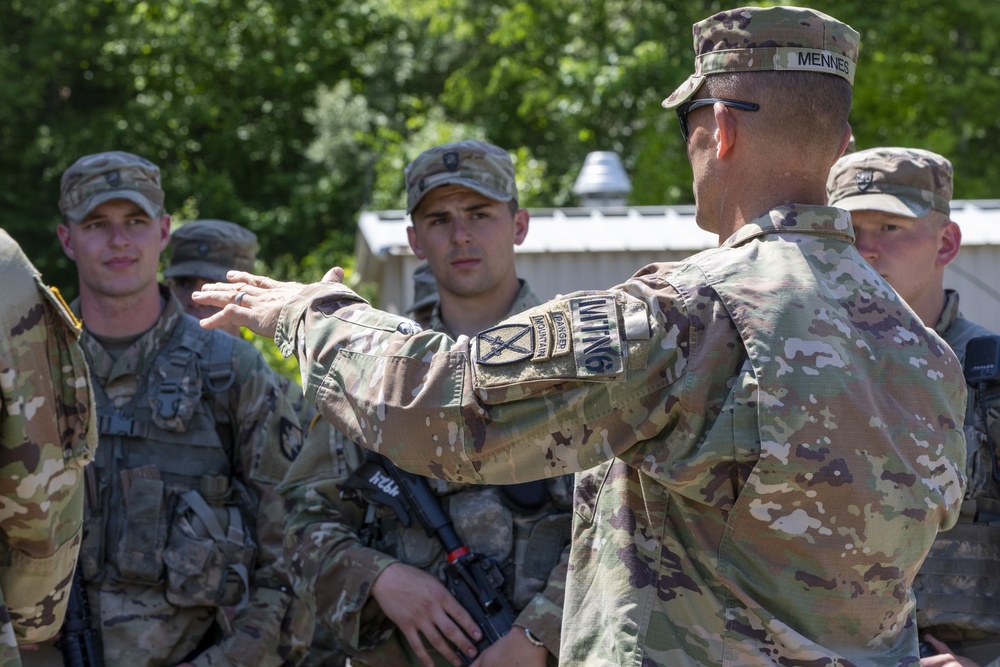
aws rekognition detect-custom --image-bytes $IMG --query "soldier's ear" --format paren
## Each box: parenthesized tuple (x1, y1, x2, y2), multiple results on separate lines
(513, 209, 529, 246)
(407, 225, 427, 260)
(936, 220, 961, 268)
(714, 102, 738, 160)
(158, 214, 171, 251)
(57, 223, 76, 260)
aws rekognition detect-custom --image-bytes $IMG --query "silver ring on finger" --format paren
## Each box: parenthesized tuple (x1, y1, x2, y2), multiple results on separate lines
(234, 291, 246, 307)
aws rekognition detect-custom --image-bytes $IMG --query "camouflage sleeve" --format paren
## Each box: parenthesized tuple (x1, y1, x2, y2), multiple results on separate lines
(194, 340, 312, 667)
(280, 434, 399, 653)
(0, 238, 96, 647)
(513, 544, 570, 659)
(275, 279, 684, 484)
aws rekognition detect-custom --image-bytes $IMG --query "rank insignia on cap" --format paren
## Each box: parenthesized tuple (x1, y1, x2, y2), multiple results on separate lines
(856, 169, 873, 192)
(443, 151, 460, 172)
(476, 324, 534, 366)
(105, 170, 121, 187)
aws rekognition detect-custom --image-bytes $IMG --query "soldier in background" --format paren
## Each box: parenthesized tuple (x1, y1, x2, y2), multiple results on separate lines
(828, 147, 1000, 667)
(279, 140, 572, 667)
(164, 218, 346, 667)
(41, 151, 311, 667)
(0, 229, 97, 666)
(165, 219, 258, 338)
(405, 262, 439, 330)
(194, 7, 969, 665)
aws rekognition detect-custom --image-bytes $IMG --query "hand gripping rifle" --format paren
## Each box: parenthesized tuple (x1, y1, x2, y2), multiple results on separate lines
(341, 453, 517, 664)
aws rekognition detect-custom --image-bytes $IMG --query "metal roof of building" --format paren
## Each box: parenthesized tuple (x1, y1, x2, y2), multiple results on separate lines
(357, 199, 1000, 258)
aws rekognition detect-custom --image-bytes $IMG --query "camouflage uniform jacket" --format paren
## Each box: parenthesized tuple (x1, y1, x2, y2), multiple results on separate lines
(74, 287, 310, 667)
(275, 205, 969, 666)
(280, 280, 572, 665)
(274, 372, 348, 667)
(0, 230, 96, 666)
(914, 289, 1000, 648)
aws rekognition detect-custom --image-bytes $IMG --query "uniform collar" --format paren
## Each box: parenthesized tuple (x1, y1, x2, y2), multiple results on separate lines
(722, 205, 856, 249)
(75, 284, 187, 383)
(933, 289, 961, 337)
(429, 279, 540, 335)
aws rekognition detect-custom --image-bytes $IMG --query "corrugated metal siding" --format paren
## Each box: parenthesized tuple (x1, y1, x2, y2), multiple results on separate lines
(359, 202, 1000, 339)
(945, 247, 1000, 334)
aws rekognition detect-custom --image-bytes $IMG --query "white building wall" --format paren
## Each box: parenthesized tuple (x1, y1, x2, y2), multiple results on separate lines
(945, 247, 1000, 334)
(359, 203, 1000, 342)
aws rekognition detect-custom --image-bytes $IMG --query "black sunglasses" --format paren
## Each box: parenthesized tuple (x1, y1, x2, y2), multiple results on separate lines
(675, 98, 760, 142)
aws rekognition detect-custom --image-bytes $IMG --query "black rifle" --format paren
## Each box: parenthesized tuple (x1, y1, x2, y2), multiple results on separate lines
(58, 565, 104, 667)
(342, 453, 517, 664)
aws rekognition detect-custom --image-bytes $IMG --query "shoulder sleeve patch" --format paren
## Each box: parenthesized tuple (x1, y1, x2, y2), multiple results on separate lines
(571, 296, 624, 377)
(529, 315, 551, 362)
(550, 310, 572, 357)
(472, 293, 631, 391)
(475, 323, 534, 365)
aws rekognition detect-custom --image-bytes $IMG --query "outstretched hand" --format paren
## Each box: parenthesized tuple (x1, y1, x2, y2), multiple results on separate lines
(193, 268, 345, 338)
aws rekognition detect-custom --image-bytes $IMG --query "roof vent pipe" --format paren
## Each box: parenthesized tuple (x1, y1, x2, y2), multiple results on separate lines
(573, 151, 632, 207)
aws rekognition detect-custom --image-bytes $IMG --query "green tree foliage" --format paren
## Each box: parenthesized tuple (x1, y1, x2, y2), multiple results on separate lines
(2, 0, 998, 302)
(386, 0, 1000, 205)
(1, 0, 405, 292)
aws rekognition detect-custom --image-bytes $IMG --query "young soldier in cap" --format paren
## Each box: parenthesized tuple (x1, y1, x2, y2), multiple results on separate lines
(45, 152, 311, 667)
(164, 218, 347, 667)
(195, 7, 968, 664)
(828, 147, 1000, 667)
(0, 230, 97, 666)
(280, 140, 572, 667)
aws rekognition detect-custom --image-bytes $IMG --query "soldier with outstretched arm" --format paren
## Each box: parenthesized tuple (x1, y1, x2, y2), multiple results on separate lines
(195, 7, 968, 665)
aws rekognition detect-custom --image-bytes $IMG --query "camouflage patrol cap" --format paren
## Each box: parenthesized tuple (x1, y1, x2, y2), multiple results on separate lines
(827, 147, 953, 218)
(405, 140, 517, 214)
(59, 151, 165, 223)
(661, 6, 860, 109)
(164, 219, 258, 281)
(405, 262, 439, 314)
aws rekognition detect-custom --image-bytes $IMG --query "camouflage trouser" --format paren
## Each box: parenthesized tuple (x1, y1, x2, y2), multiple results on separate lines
(301, 628, 348, 667)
